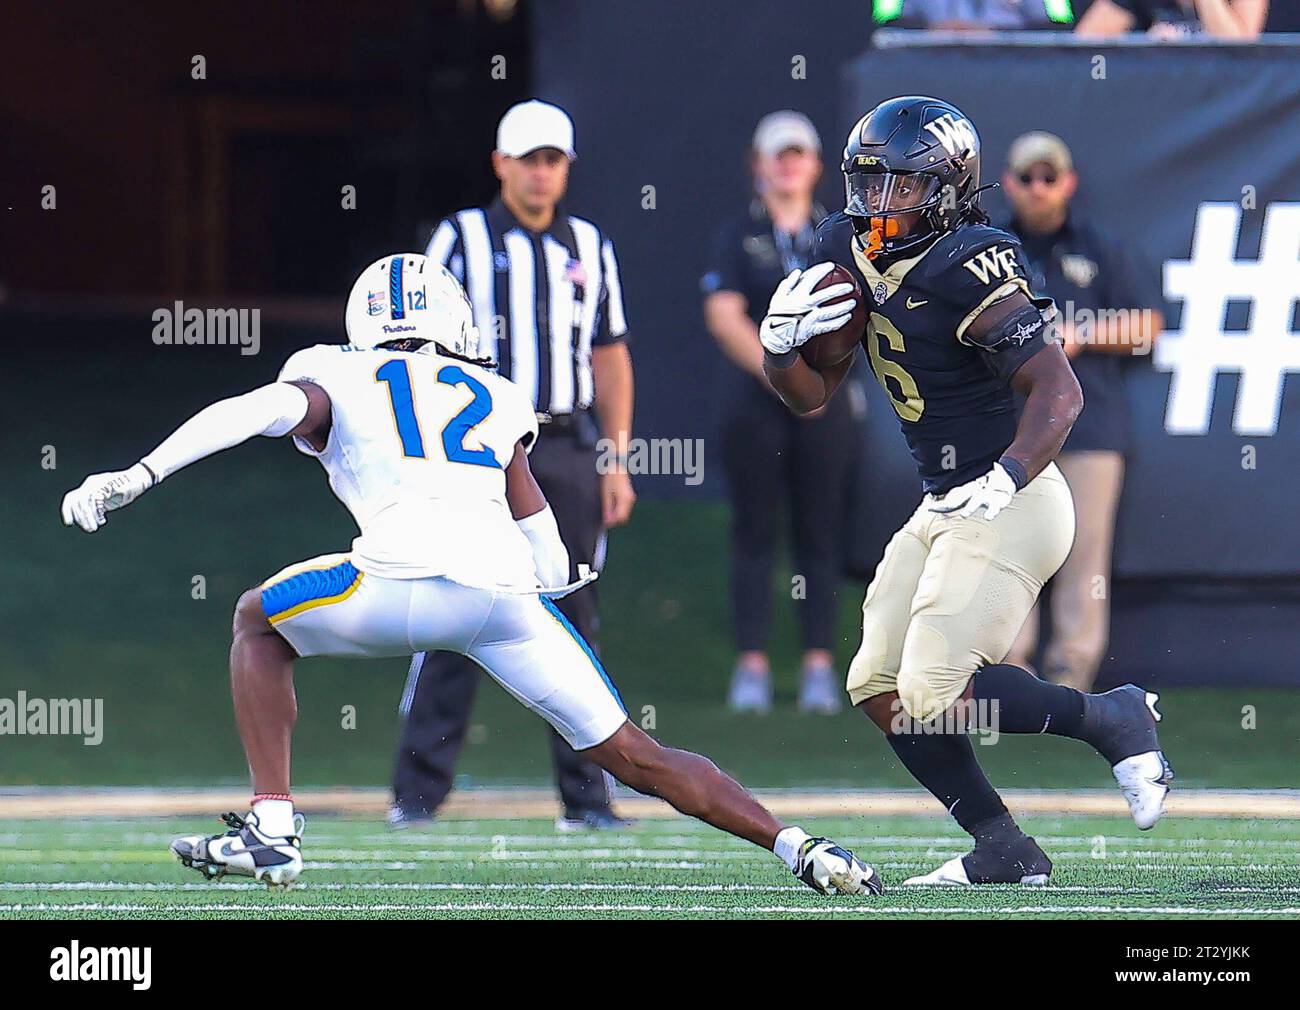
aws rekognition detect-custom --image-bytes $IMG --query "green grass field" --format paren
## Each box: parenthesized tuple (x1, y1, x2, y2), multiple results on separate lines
(1, 813, 1296, 920)
(7, 346, 1298, 920)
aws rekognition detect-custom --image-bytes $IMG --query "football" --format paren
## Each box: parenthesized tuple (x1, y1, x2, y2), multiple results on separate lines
(799, 263, 867, 371)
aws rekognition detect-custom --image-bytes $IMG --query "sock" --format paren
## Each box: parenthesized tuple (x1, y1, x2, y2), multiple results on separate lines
(886, 730, 1008, 837)
(251, 797, 295, 837)
(969, 663, 1086, 738)
(774, 826, 811, 870)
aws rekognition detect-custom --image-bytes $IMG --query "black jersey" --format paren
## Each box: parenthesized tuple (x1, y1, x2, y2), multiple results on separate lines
(813, 211, 1053, 494)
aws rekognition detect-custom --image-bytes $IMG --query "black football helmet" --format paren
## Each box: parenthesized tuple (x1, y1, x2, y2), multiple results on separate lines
(841, 95, 982, 259)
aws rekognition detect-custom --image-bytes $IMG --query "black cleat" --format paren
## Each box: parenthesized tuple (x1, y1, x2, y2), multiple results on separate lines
(906, 828, 1052, 886)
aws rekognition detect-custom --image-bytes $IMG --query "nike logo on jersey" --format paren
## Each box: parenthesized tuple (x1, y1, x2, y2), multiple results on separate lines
(906, 297, 928, 309)
(961, 245, 1021, 286)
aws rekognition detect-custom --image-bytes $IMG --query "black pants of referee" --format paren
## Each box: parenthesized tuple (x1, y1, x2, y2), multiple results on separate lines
(391, 415, 616, 818)
(721, 379, 859, 653)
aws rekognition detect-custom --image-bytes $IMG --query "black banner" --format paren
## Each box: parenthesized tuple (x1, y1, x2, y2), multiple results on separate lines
(841, 40, 1300, 579)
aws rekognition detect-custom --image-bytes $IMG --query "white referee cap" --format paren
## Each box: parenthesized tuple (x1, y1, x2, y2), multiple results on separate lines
(496, 100, 576, 160)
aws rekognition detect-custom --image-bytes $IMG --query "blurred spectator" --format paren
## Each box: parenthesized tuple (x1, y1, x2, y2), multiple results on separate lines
(999, 132, 1164, 691)
(700, 112, 857, 715)
(872, 0, 1077, 30)
(1077, 0, 1268, 37)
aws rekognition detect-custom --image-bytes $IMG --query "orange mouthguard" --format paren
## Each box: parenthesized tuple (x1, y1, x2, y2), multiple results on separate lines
(864, 217, 900, 259)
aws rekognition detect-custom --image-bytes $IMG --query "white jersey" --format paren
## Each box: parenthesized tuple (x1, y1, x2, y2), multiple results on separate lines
(277, 343, 540, 588)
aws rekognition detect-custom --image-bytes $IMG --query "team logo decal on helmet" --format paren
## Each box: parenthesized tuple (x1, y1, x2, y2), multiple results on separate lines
(345, 254, 483, 360)
(841, 95, 983, 259)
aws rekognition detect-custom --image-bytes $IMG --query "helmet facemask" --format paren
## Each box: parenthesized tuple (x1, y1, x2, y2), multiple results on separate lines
(840, 97, 984, 260)
(844, 170, 950, 260)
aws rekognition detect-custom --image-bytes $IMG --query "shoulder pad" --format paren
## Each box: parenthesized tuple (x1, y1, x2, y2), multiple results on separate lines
(278, 343, 348, 384)
(923, 224, 1020, 278)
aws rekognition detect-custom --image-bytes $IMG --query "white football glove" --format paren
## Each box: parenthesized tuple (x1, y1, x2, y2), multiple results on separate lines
(759, 262, 857, 356)
(928, 462, 1019, 521)
(794, 837, 883, 896)
(60, 463, 156, 533)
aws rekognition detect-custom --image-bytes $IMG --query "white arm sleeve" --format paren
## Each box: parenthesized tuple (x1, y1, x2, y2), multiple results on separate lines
(515, 505, 569, 589)
(139, 382, 312, 481)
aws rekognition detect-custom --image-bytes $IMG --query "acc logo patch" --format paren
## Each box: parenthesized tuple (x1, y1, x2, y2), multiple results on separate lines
(873, 281, 889, 303)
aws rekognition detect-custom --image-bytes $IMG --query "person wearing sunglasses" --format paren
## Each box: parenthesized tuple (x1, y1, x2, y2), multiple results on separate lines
(1000, 132, 1165, 692)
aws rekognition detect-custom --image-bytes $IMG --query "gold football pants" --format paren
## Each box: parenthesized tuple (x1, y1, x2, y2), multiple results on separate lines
(846, 463, 1076, 721)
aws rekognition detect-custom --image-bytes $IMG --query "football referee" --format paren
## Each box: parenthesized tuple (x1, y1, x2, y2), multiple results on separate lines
(391, 100, 636, 830)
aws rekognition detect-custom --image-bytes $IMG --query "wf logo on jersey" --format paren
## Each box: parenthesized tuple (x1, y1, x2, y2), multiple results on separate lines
(924, 113, 977, 158)
(1156, 202, 1300, 436)
(961, 245, 1021, 286)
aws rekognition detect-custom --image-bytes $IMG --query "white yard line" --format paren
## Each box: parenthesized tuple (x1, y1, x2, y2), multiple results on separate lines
(0, 880, 1180, 894)
(1, 901, 1297, 916)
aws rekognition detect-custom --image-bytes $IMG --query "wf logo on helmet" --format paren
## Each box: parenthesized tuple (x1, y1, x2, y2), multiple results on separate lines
(924, 113, 976, 158)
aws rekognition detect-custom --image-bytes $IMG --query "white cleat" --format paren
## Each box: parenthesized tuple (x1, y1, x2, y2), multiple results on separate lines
(1114, 748, 1174, 830)
(904, 829, 1052, 886)
(904, 856, 1050, 887)
(904, 855, 973, 886)
(171, 810, 305, 888)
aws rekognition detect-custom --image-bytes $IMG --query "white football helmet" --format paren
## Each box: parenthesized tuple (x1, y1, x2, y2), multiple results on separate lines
(345, 253, 482, 359)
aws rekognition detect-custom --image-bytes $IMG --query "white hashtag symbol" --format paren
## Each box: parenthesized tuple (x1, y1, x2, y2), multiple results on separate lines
(1156, 202, 1300, 435)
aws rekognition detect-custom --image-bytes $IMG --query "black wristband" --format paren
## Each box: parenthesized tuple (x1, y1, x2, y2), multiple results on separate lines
(997, 455, 1028, 491)
(763, 347, 801, 370)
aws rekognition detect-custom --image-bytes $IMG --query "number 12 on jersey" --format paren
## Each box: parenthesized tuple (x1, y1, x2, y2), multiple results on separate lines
(375, 359, 501, 469)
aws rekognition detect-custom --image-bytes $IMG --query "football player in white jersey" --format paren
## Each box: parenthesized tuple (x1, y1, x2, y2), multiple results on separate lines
(61, 254, 881, 896)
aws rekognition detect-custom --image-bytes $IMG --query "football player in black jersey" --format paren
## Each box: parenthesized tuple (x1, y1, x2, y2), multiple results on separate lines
(759, 96, 1173, 886)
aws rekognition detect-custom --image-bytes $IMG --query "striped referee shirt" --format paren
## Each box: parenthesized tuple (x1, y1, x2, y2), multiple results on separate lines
(424, 197, 629, 416)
